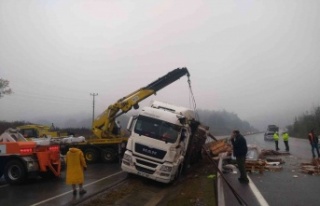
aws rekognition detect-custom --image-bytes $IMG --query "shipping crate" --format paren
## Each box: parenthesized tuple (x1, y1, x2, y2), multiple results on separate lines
(245, 160, 266, 174)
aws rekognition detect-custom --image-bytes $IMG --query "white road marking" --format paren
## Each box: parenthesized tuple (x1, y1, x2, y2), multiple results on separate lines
(30, 171, 124, 206)
(0, 184, 9, 188)
(247, 176, 269, 206)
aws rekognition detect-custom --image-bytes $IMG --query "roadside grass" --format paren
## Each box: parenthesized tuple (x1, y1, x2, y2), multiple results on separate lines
(165, 159, 217, 206)
(80, 158, 217, 206)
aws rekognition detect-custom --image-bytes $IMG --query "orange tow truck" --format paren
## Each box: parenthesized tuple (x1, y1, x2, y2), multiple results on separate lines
(0, 128, 61, 184)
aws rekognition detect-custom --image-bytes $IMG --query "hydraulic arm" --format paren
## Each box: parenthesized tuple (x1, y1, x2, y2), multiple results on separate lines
(92, 67, 190, 138)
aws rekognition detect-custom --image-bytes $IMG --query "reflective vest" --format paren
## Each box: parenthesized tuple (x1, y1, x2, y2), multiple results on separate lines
(273, 132, 279, 141)
(282, 133, 289, 141)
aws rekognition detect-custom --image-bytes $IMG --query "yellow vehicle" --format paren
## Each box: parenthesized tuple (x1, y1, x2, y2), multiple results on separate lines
(61, 67, 191, 164)
(17, 124, 68, 139)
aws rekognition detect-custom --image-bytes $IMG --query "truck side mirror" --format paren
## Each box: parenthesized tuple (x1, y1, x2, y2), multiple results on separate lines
(127, 117, 133, 132)
(178, 117, 186, 125)
(127, 115, 138, 132)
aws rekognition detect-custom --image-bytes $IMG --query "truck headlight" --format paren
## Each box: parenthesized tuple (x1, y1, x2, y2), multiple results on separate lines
(160, 165, 172, 172)
(122, 153, 133, 166)
(27, 161, 34, 169)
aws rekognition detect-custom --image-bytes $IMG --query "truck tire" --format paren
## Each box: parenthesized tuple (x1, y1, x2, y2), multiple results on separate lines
(173, 164, 183, 183)
(84, 148, 99, 164)
(4, 160, 27, 184)
(100, 148, 117, 163)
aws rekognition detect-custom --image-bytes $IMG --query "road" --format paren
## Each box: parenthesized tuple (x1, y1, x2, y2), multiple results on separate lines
(223, 133, 320, 206)
(1, 133, 319, 206)
(245, 132, 312, 160)
(0, 163, 126, 206)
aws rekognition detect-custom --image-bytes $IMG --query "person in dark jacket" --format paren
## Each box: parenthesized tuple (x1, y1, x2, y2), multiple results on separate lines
(231, 130, 249, 183)
(308, 129, 320, 158)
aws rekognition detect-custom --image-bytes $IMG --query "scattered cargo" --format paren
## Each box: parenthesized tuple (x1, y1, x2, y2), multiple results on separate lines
(209, 139, 232, 156)
(245, 160, 266, 174)
(300, 159, 320, 175)
(208, 140, 286, 174)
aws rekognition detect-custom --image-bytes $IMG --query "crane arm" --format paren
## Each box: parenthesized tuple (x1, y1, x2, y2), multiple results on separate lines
(92, 67, 190, 138)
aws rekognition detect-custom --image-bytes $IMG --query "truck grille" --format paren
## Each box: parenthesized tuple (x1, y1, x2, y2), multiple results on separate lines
(136, 159, 157, 168)
(135, 165, 155, 174)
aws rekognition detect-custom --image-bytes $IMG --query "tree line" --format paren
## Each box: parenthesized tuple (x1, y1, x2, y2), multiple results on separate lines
(0, 109, 257, 136)
(287, 106, 320, 138)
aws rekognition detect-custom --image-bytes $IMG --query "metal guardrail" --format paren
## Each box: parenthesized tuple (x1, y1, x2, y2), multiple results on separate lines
(217, 153, 227, 206)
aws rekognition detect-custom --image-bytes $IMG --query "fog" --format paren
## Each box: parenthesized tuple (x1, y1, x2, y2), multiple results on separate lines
(1, 0, 320, 131)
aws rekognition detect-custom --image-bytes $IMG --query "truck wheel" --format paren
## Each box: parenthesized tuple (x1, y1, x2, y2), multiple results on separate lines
(174, 164, 182, 182)
(100, 148, 117, 163)
(84, 148, 99, 164)
(4, 160, 27, 184)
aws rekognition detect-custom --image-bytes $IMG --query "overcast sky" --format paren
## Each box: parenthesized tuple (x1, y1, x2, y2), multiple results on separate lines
(1, 0, 320, 131)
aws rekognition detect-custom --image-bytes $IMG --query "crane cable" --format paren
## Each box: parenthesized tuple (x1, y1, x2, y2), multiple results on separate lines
(186, 76, 199, 121)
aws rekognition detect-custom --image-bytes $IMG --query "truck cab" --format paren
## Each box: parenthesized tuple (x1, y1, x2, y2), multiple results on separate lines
(17, 124, 68, 139)
(264, 124, 279, 141)
(121, 101, 206, 183)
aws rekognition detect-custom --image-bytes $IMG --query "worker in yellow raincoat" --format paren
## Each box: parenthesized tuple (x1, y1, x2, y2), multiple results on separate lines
(66, 147, 87, 195)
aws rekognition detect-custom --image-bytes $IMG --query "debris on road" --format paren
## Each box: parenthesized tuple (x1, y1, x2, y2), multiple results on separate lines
(260, 149, 290, 157)
(210, 141, 286, 174)
(300, 158, 320, 175)
(209, 139, 232, 156)
(246, 159, 266, 174)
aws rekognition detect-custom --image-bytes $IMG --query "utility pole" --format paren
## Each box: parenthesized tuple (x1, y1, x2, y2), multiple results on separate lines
(90, 93, 98, 126)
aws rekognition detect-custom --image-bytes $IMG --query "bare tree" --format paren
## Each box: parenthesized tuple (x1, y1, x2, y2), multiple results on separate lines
(0, 78, 13, 98)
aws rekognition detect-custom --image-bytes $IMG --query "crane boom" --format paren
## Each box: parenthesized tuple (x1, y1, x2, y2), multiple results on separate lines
(92, 67, 190, 138)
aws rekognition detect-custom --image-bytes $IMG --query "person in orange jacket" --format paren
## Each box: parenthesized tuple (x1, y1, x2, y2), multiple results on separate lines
(66, 147, 87, 195)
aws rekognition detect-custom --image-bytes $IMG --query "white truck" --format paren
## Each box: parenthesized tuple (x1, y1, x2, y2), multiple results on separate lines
(121, 101, 209, 183)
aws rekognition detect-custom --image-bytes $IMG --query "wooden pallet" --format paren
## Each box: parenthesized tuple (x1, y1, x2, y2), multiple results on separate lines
(245, 160, 266, 174)
(301, 159, 320, 175)
(209, 140, 232, 156)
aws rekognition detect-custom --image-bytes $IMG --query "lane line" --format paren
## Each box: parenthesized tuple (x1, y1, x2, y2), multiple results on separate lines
(0, 184, 9, 188)
(30, 171, 124, 206)
(247, 176, 269, 206)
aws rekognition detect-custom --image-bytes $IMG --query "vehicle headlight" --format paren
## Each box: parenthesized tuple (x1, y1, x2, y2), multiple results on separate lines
(160, 165, 172, 172)
(27, 161, 34, 168)
(122, 153, 133, 165)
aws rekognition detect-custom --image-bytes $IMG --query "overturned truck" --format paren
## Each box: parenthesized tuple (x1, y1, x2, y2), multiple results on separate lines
(121, 101, 209, 183)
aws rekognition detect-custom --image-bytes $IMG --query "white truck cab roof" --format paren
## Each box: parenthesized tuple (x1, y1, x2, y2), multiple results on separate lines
(150, 100, 195, 120)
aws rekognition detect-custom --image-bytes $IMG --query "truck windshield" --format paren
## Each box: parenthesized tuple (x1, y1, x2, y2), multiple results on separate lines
(267, 125, 279, 132)
(134, 115, 181, 143)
